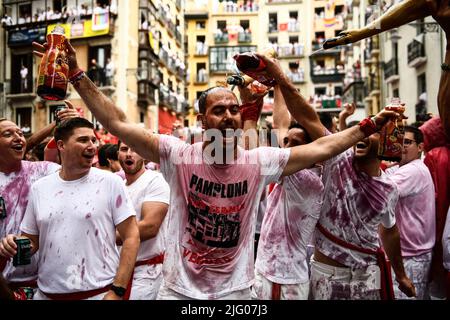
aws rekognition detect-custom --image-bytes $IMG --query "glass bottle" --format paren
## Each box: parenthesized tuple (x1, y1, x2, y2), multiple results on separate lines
(377, 97, 406, 162)
(37, 25, 69, 101)
(233, 48, 277, 87)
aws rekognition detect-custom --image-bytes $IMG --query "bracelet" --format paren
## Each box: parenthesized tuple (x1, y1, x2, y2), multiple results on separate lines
(69, 70, 85, 84)
(358, 116, 378, 137)
(240, 101, 262, 122)
(441, 63, 450, 72)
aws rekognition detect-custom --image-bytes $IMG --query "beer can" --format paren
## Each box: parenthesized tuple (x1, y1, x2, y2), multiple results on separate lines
(13, 237, 32, 267)
(0, 196, 6, 219)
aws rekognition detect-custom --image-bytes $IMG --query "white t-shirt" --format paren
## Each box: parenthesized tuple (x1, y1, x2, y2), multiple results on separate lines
(126, 170, 170, 262)
(315, 149, 398, 268)
(256, 169, 324, 284)
(159, 135, 290, 299)
(0, 161, 60, 282)
(386, 160, 436, 257)
(20, 168, 135, 294)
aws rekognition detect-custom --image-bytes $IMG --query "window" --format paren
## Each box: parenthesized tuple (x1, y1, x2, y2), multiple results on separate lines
(53, 0, 66, 13)
(315, 32, 325, 43)
(210, 46, 256, 72)
(269, 37, 277, 44)
(11, 53, 33, 94)
(393, 88, 399, 98)
(315, 87, 326, 95)
(196, 63, 207, 83)
(268, 13, 277, 32)
(315, 7, 325, 17)
(334, 5, 344, 15)
(289, 11, 298, 19)
(289, 36, 299, 44)
(417, 73, 426, 97)
(335, 30, 343, 37)
(240, 20, 250, 30)
(15, 107, 32, 132)
(334, 86, 343, 96)
(217, 20, 226, 32)
(196, 21, 206, 29)
(88, 45, 111, 86)
(417, 18, 425, 35)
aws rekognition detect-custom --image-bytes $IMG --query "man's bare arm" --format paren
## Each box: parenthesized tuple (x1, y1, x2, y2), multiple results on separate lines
(379, 224, 416, 297)
(257, 54, 326, 141)
(273, 86, 291, 146)
(32, 41, 160, 163)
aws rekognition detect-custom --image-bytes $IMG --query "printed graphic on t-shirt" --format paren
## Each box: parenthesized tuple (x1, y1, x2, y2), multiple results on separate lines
(187, 192, 243, 248)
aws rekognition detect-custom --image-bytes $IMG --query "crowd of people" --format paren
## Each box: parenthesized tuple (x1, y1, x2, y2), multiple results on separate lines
(0, 2, 449, 302)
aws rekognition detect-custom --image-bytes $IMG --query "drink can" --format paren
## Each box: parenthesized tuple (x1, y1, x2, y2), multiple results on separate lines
(13, 237, 32, 267)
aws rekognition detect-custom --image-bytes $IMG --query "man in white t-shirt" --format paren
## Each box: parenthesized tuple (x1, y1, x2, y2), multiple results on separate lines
(253, 86, 324, 300)
(386, 126, 436, 299)
(34, 39, 407, 299)
(0, 118, 139, 300)
(0, 118, 60, 298)
(256, 56, 415, 300)
(117, 141, 170, 300)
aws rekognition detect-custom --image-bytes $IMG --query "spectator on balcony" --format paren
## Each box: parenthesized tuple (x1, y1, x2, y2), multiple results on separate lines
(293, 42, 303, 56)
(197, 68, 207, 83)
(196, 41, 206, 55)
(20, 65, 28, 93)
(87, 59, 102, 87)
(105, 58, 115, 86)
(1, 14, 13, 26)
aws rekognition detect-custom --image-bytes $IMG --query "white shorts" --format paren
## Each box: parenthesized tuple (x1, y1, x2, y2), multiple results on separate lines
(251, 270, 309, 300)
(129, 263, 163, 300)
(156, 279, 251, 300)
(310, 256, 381, 300)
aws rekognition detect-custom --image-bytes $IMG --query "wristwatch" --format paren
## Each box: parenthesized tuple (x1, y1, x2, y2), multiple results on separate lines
(110, 284, 127, 297)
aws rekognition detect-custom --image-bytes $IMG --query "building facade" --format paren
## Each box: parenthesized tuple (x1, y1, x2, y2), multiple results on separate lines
(1, 0, 186, 135)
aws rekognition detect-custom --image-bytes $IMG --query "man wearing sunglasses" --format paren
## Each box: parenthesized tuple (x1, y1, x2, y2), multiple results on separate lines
(386, 125, 436, 299)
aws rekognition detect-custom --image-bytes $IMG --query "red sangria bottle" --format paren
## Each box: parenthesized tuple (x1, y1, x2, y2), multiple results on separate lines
(233, 48, 277, 87)
(37, 25, 69, 101)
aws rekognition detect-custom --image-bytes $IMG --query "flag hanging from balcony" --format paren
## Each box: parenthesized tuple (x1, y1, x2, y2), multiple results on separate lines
(92, 8, 109, 31)
(324, 17, 337, 28)
(229, 33, 238, 41)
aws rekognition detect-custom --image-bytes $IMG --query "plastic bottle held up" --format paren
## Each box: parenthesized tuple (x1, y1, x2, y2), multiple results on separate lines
(37, 25, 69, 101)
(377, 97, 405, 162)
(232, 47, 278, 87)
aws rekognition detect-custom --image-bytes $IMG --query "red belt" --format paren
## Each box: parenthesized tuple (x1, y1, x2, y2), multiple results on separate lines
(134, 253, 164, 267)
(271, 283, 281, 300)
(41, 284, 112, 300)
(317, 223, 395, 300)
(123, 253, 165, 300)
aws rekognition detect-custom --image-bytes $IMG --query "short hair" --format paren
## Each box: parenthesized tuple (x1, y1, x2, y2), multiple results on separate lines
(288, 122, 312, 144)
(198, 87, 234, 114)
(404, 125, 424, 144)
(105, 144, 118, 161)
(98, 143, 112, 167)
(54, 117, 94, 143)
(0, 117, 8, 123)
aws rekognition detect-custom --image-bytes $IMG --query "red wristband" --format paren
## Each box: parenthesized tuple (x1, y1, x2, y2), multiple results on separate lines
(358, 116, 377, 137)
(69, 70, 85, 84)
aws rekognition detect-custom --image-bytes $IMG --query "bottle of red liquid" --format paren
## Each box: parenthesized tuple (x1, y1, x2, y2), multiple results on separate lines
(233, 49, 277, 87)
(377, 98, 405, 162)
(37, 25, 69, 101)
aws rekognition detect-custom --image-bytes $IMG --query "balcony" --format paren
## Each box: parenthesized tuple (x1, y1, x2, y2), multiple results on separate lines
(214, 33, 229, 44)
(287, 70, 305, 84)
(407, 39, 426, 68)
(278, 44, 304, 58)
(310, 67, 345, 83)
(3, 4, 116, 47)
(384, 58, 399, 83)
(238, 32, 252, 43)
(195, 74, 209, 84)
